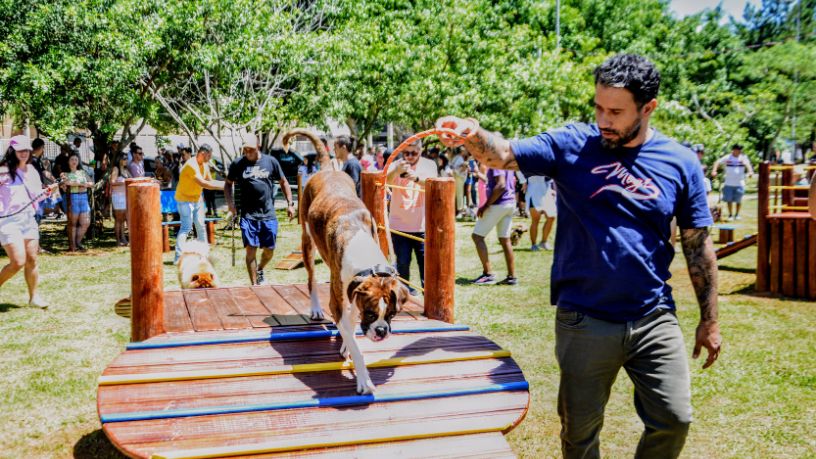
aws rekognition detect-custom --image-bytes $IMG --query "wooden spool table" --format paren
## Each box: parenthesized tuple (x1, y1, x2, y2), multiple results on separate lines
(98, 284, 530, 458)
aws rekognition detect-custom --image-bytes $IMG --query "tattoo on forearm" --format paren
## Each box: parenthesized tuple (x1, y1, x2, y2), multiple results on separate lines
(680, 227, 719, 322)
(464, 129, 517, 170)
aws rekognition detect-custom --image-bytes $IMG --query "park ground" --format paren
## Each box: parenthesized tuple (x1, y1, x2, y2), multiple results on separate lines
(0, 186, 814, 458)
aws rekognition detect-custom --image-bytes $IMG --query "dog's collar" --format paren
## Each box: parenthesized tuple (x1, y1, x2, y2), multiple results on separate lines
(353, 264, 397, 279)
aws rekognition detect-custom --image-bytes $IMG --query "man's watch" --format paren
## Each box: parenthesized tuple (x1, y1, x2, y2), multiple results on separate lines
(413, 176, 420, 183)
(288, 201, 295, 207)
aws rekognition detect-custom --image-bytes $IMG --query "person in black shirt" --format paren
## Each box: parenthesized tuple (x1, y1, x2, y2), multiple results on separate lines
(225, 133, 294, 285)
(334, 135, 362, 197)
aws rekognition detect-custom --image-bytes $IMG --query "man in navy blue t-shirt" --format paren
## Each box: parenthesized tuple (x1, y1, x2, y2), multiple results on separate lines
(436, 54, 721, 459)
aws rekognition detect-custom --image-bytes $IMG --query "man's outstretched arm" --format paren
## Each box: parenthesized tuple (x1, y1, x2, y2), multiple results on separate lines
(680, 227, 722, 369)
(436, 117, 518, 170)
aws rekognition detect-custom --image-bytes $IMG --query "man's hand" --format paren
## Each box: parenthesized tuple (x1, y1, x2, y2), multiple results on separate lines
(693, 319, 722, 369)
(710, 170, 718, 178)
(436, 116, 479, 148)
(398, 163, 418, 182)
(227, 206, 238, 221)
(476, 205, 487, 219)
(286, 202, 296, 220)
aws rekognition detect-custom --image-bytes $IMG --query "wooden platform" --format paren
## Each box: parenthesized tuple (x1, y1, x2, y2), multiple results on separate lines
(99, 284, 529, 458)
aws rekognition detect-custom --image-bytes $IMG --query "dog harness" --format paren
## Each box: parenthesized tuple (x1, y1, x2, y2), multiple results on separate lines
(347, 264, 398, 301)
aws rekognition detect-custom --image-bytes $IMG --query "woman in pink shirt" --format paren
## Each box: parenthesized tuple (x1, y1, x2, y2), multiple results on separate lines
(0, 135, 57, 309)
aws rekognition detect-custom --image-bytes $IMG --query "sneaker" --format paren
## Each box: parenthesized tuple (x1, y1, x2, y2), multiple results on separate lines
(255, 269, 265, 285)
(734, 215, 741, 221)
(29, 295, 48, 310)
(497, 276, 518, 285)
(472, 273, 496, 285)
(543, 242, 553, 251)
(530, 244, 541, 252)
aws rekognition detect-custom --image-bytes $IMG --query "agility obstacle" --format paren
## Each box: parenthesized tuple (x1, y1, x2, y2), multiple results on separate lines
(756, 162, 816, 298)
(99, 168, 529, 458)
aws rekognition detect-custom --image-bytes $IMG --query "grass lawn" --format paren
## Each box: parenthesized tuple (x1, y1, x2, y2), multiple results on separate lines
(0, 187, 814, 458)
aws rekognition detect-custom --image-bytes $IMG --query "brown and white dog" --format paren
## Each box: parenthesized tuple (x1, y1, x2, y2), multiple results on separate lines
(177, 240, 219, 289)
(299, 168, 409, 394)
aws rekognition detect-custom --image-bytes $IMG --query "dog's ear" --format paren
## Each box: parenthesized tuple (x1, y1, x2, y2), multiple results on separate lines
(346, 276, 367, 304)
(389, 281, 410, 313)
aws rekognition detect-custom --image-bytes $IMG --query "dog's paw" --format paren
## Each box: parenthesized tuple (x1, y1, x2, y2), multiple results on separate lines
(356, 376, 376, 395)
(310, 308, 325, 321)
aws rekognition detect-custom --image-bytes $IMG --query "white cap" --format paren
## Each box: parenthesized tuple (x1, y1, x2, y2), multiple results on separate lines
(9, 135, 32, 151)
(241, 133, 259, 150)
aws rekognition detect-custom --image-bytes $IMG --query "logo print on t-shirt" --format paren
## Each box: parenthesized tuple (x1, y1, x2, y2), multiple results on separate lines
(242, 166, 270, 180)
(589, 162, 660, 201)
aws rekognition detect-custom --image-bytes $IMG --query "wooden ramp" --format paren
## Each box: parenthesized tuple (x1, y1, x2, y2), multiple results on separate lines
(98, 284, 529, 458)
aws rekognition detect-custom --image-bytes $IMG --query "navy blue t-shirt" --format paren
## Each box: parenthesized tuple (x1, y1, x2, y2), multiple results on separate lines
(511, 123, 712, 322)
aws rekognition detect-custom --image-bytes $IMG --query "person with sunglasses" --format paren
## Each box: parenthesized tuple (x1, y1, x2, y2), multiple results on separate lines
(385, 135, 438, 295)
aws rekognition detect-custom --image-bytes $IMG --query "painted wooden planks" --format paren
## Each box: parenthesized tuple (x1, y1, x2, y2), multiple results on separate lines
(184, 290, 223, 332)
(795, 219, 808, 298)
(99, 358, 522, 416)
(252, 286, 310, 326)
(163, 291, 194, 333)
(810, 219, 816, 300)
(104, 391, 528, 458)
(781, 219, 795, 296)
(770, 219, 781, 294)
(227, 432, 516, 459)
(104, 331, 494, 373)
(206, 288, 252, 330)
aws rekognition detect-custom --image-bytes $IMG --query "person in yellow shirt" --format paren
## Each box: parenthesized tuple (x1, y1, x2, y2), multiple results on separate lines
(174, 144, 224, 262)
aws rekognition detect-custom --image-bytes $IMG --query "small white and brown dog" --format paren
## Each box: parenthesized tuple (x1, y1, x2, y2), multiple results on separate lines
(300, 169, 409, 395)
(177, 240, 219, 289)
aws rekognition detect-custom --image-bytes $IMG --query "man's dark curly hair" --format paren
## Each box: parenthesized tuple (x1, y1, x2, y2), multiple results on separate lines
(593, 54, 660, 107)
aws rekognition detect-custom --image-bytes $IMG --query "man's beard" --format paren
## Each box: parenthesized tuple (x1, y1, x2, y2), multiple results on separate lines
(600, 117, 642, 150)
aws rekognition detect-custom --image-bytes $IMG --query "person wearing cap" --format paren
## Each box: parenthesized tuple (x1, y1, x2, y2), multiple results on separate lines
(385, 135, 438, 294)
(712, 144, 753, 221)
(0, 135, 58, 309)
(173, 143, 225, 262)
(225, 133, 294, 285)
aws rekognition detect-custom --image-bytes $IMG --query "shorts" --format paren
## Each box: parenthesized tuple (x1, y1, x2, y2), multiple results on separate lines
(526, 186, 557, 216)
(240, 217, 278, 249)
(112, 192, 127, 211)
(70, 192, 90, 214)
(473, 203, 515, 239)
(722, 185, 744, 203)
(0, 211, 39, 246)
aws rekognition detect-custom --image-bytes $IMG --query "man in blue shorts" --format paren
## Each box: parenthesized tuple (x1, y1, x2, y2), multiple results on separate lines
(437, 54, 721, 459)
(225, 133, 295, 285)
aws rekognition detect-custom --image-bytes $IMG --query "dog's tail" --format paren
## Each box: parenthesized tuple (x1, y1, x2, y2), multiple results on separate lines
(282, 128, 336, 171)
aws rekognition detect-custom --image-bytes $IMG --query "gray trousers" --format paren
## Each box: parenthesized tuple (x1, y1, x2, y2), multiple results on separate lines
(555, 307, 692, 459)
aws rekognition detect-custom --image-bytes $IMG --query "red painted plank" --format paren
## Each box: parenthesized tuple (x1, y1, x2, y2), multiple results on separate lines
(796, 219, 807, 298)
(273, 284, 329, 324)
(104, 392, 528, 456)
(207, 289, 252, 330)
(229, 287, 278, 328)
(782, 220, 795, 296)
(232, 432, 516, 459)
(770, 220, 781, 294)
(98, 358, 522, 415)
(810, 220, 816, 300)
(183, 290, 223, 331)
(163, 291, 194, 333)
(252, 286, 309, 326)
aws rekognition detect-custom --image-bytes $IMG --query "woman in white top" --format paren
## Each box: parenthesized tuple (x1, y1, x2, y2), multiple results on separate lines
(110, 154, 132, 246)
(0, 135, 57, 308)
(523, 174, 557, 251)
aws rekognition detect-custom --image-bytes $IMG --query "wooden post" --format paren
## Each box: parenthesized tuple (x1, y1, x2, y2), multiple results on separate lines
(424, 177, 455, 323)
(809, 173, 816, 218)
(206, 220, 216, 245)
(756, 162, 770, 292)
(125, 177, 154, 233)
(161, 225, 171, 252)
(782, 167, 794, 207)
(128, 181, 165, 342)
(361, 171, 389, 258)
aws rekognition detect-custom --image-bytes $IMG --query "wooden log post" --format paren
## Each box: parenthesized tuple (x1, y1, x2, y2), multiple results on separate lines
(424, 177, 455, 323)
(361, 171, 389, 258)
(128, 180, 165, 342)
(809, 173, 816, 218)
(161, 225, 171, 252)
(206, 220, 216, 245)
(756, 162, 770, 292)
